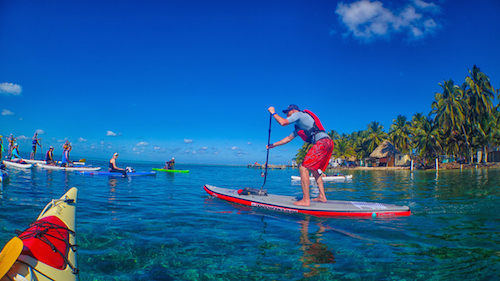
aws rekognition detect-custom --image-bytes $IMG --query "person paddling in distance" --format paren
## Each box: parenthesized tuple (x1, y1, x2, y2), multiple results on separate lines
(0, 135, 4, 160)
(109, 152, 127, 176)
(267, 104, 334, 207)
(61, 141, 72, 167)
(164, 157, 175, 170)
(7, 134, 15, 159)
(30, 132, 42, 160)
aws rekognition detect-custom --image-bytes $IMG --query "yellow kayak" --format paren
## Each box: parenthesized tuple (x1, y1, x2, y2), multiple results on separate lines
(0, 187, 78, 281)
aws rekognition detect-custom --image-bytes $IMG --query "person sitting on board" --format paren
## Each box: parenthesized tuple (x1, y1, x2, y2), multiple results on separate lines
(45, 146, 56, 165)
(267, 104, 334, 207)
(10, 143, 21, 160)
(164, 157, 175, 170)
(109, 152, 127, 176)
(61, 141, 72, 167)
(30, 132, 42, 160)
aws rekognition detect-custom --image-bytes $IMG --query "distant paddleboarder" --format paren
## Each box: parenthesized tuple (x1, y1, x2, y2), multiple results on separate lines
(30, 132, 42, 160)
(0, 135, 4, 160)
(10, 143, 21, 160)
(109, 152, 127, 176)
(7, 134, 15, 158)
(267, 104, 334, 207)
(61, 141, 72, 167)
(45, 146, 55, 165)
(164, 157, 175, 170)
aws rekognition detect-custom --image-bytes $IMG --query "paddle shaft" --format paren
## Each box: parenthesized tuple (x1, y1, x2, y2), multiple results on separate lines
(261, 113, 272, 189)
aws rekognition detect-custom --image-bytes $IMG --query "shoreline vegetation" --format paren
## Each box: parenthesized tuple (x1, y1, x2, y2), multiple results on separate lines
(294, 65, 499, 171)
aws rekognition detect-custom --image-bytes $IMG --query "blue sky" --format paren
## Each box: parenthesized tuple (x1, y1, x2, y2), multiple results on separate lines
(1, 0, 499, 164)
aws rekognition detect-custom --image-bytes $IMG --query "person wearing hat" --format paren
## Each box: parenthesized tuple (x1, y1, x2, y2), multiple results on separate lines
(164, 157, 175, 170)
(267, 104, 334, 207)
(45, 146, 55, 165)
(109, 152, 126, 176)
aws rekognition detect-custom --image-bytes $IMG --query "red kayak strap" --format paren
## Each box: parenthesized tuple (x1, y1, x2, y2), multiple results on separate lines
(18, 216, 73, 270)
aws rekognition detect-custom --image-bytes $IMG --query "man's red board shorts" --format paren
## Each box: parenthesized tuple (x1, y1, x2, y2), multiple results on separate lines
(302, 138, 334, 172)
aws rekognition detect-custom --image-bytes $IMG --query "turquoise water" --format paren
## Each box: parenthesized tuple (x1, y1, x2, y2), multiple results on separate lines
(1, 162, 499, 280)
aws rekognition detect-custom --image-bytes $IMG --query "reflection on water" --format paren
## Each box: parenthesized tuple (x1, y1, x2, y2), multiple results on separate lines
(298, 217, 335, 278)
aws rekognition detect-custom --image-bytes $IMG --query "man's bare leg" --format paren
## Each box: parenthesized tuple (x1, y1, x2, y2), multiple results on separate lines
(311, 169, 327, 202)
(295, 165, 311, 206)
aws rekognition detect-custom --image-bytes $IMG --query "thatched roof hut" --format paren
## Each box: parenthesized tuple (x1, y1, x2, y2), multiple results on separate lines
(370, 140, 400, 158)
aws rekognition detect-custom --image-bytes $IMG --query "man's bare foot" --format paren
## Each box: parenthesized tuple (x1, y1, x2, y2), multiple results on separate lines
(312, 197, 327, 203)
(294, 200, 310, 206)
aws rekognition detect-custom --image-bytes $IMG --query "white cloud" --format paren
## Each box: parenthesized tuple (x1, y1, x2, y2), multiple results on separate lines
(335, 0, 440, 41)
(16, 135, 28, 140)
(231, 146, 238, 150)
(78, 137, 88, 142)
(106, 130, 117, 137)
(413, 0, 439, 12)
(1, 109, 14, 116)
(0, 83, 22, 95)
(153, 146, 161, 150)
(184, 139, 193, 144)
(35, 129, 45, 135)
(136, 141, 149, 147)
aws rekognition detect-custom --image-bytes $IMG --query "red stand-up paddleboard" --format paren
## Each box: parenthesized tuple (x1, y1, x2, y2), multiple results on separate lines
(204, 184, 411, 217)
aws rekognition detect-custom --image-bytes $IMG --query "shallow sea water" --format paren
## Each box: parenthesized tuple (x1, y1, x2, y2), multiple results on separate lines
(1, 161, 499, 280)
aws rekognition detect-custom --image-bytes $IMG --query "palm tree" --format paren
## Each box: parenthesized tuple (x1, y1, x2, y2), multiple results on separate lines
(363, 121, 388, 154)
(431, 80, 465, 135)
(333, 137, 356, 160)
(465, 65, 497, 162)
(411, 114, 442, 166)
(389, 115, 411, 154)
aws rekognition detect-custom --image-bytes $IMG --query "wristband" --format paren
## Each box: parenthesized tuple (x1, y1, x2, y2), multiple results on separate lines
(272, 112, 276, 116)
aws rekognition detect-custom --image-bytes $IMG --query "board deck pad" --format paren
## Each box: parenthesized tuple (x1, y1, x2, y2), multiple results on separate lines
(204, 184, 410, 217)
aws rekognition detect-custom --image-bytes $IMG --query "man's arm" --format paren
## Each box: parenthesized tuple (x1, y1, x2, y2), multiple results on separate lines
(267, 106, 289, 126)
(267, 133, 295, 149)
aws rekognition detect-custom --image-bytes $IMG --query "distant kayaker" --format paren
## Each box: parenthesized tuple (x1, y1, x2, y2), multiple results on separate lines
(267, 104, 334, 207)
(61, 141, 72, 167)
(109, 153, 127, 176)
(30, 132, 42, 160)
(45, 146, 55, 165)
(164, 157, 175, 170)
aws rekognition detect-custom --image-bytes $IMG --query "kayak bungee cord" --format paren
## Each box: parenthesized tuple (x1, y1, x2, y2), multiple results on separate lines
(261, 113, 272, 190)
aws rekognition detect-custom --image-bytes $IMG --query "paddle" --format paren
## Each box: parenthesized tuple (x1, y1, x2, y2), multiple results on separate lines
(261, 112, 272, 190)
(0, 237, 23, 279)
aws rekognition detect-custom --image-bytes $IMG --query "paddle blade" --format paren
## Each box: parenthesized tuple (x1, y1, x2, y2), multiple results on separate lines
(0, 237, 23, 279)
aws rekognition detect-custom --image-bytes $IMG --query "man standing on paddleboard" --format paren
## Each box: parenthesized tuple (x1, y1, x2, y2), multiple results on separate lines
(267, 104, 334, 206)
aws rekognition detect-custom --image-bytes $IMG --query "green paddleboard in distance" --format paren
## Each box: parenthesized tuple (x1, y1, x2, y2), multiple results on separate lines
(152, 168, 189, 173)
